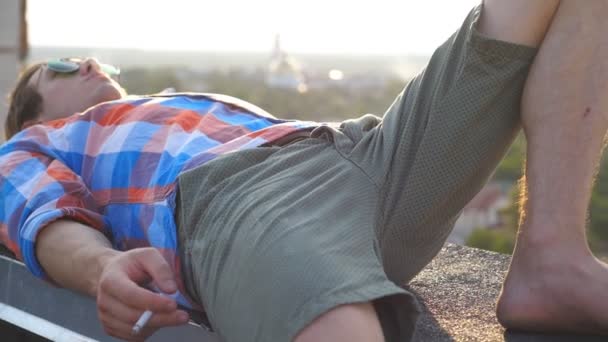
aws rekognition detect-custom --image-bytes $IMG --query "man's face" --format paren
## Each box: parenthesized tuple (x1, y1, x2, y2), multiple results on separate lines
(28, 58, 126, 123)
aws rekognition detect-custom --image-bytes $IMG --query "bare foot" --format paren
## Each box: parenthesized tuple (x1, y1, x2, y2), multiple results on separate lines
(497, 241, 608, 335)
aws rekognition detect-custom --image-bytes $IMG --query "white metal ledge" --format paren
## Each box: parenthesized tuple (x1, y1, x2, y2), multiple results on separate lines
(0, 255, 218, 341)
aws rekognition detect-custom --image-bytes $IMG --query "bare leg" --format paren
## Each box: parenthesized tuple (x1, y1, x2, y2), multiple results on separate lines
(294, 303, 385, 342)
(497, 0, 608, 334)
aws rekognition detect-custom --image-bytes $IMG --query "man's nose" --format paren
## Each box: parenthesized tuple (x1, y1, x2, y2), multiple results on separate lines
(79, 58, 102, 76)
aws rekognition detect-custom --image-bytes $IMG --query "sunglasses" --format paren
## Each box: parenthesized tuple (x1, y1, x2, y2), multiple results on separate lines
(46, 58, 121, 80)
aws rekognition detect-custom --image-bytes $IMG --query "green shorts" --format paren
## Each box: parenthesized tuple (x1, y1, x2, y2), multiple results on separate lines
(176, 6, 537, 342)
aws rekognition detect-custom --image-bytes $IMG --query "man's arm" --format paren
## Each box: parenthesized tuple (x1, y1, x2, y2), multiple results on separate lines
(478, 0, 560, 47)
(36, 220, 116, 296)
(1, 135, 189, 340)
(36, 220, 189, 340)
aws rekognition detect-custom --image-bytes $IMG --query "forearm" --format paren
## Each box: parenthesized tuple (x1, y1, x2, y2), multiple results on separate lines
(478, 0, 560, 47)
(35, 220, 188, 340)
(35, 220, 120, 297)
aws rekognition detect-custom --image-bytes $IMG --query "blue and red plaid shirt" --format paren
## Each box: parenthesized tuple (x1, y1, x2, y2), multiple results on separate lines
(0, 93, 317, 308)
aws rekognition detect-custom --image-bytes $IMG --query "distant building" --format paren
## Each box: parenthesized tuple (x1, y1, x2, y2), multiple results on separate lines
(0, 0, 28, 141)
(266, 34, 307, 92)
(448, 182, 511, 244)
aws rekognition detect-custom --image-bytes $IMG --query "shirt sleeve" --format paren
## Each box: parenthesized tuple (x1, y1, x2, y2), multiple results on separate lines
(0, 148, 107, 280)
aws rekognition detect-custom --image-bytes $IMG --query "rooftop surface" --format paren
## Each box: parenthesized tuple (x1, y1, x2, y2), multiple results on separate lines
(410, 244, 606, 341)
(1, 244, 606, 341)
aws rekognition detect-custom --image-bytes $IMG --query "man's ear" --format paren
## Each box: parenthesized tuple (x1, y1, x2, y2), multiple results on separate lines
(20, 119, 43, 130)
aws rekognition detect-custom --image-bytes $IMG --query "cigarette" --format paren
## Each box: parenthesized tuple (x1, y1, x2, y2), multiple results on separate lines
(132, 309, 154, 335)
(131, 288, 177, 335)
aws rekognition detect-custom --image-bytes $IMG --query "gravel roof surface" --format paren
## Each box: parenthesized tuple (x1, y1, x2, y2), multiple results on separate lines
(409, 244, 606, 342)
(2, 242, 606, 341)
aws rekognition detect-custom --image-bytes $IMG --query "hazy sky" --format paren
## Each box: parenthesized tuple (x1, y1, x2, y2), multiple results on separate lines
(28, 0, 481, 55)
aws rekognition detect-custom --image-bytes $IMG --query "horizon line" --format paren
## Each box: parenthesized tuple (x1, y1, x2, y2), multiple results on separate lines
(29, 44, 431, 58)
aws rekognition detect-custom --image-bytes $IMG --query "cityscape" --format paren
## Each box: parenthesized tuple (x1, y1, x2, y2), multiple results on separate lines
(4, 1, 608, 340)
(14, 35, 608, 258)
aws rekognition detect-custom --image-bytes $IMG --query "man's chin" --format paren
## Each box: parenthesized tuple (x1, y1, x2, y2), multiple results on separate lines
(98, 84, 127, 103)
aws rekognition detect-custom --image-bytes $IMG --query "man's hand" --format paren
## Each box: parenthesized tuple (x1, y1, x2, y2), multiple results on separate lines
(36, 221, 190, 340)
(96, 247, 190, 341)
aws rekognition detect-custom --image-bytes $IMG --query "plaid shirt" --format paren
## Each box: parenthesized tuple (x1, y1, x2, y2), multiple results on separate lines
(0, 93, 317, 308)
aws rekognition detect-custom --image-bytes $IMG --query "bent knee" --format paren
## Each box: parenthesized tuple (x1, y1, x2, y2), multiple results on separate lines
(294, 302, 385, 342)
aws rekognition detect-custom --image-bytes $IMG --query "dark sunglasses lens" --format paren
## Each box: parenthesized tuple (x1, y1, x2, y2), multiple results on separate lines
(47, 60, 80, 73)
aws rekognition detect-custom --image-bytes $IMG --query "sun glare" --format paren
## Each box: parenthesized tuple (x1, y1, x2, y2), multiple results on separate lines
(28, 0, 481, 55)
(329, 69, 344, 81)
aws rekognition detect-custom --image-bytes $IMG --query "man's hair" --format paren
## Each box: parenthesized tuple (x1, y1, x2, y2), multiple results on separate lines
(4, 63, 45, 140)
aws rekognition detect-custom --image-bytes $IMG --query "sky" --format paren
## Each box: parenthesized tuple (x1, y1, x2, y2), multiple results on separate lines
(28, 0, 481, 55)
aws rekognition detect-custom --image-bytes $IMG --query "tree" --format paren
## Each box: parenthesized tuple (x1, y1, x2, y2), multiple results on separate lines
(121, 68, 182, 95)
(492, 133, 526, 183)
(466, 183, 520, 254)
(589, 154, 608, 253)
(466, 228, 515, 254)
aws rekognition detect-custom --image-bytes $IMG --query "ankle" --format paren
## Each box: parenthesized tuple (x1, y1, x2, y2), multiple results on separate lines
(514, 224, 592, 259)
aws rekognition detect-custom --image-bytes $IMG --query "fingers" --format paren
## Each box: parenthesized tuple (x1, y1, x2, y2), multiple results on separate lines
(101, 318, 148, 342)
(99, 292, 190, 328)
(132, 248, 178, 294)
(99, 295, 189, 341)
(100, 271, 176, 312)
(99, 248, 178, 312)
(95, 247, 189, 340)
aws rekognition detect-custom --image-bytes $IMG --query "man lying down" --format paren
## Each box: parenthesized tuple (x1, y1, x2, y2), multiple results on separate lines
(2, 1, 608, 341)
